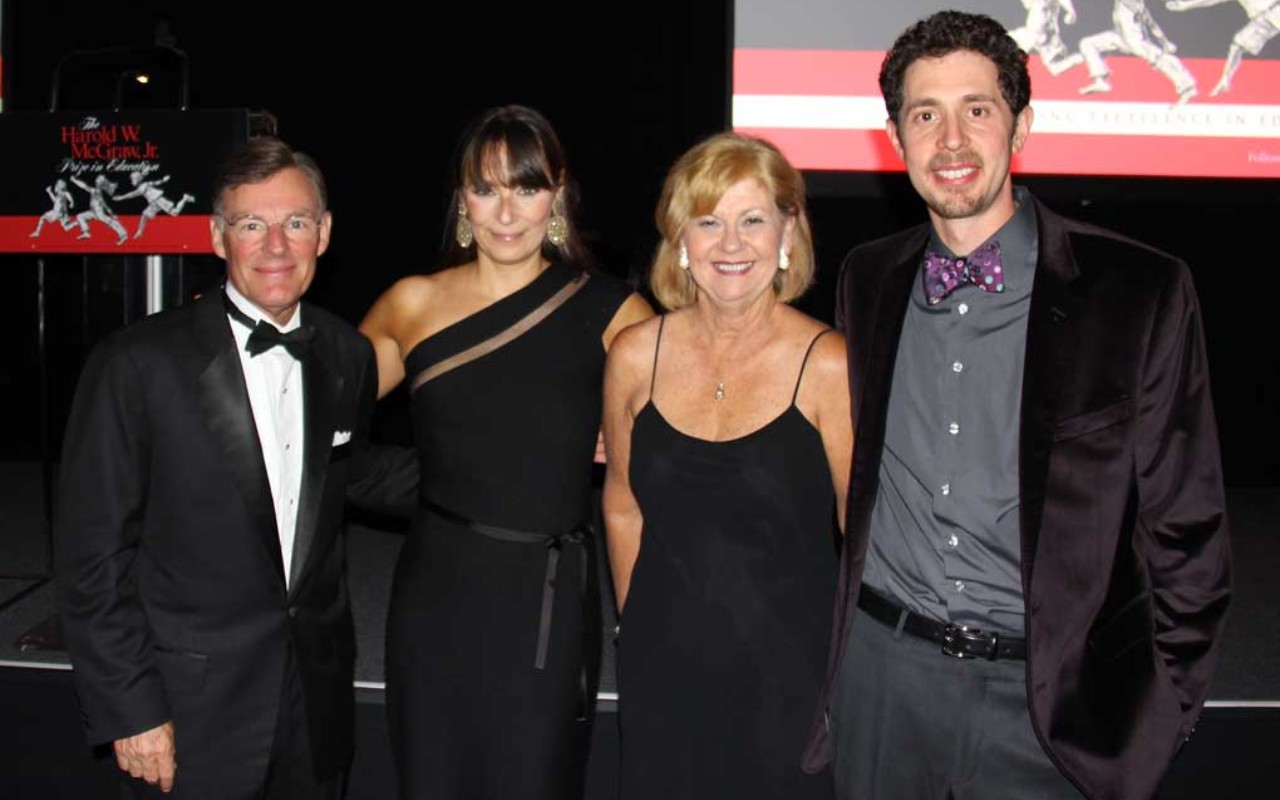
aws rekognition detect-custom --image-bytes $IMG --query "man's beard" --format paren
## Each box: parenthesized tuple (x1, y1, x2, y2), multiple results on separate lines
(926, 191, 990, 220)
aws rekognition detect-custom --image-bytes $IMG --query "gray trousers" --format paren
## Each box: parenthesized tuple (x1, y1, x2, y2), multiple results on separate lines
(830, 609, 1086, 800)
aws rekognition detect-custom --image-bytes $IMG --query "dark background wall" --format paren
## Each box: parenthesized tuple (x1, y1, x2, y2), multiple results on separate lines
(0, 1, 1274, 486)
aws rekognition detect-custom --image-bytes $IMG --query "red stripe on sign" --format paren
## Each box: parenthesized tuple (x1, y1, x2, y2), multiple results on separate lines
(734, 49, 884, 96)
(1027, 56, 1279, 105)
(735, 126, 1280, 178)
(1017, 133, 1280, 178)
(735, 49, 1280, 107)
(0, 216, 213, 254)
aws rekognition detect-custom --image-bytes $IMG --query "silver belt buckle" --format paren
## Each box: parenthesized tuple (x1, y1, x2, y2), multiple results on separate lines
(941, 623, 999, 659)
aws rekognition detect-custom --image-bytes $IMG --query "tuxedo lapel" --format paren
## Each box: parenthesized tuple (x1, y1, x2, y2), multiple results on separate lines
(1018, 198, 1084, 562)
(844, 228, 927, 601)
(289, 313, 343, 594)
(856, 229, 928, 457)
(869, 248, 922, 394)
(192, 293, 285, 585)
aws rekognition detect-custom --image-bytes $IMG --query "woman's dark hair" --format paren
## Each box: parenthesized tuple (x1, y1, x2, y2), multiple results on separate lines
(879, 10, 1031, 125)
(439, 105, 592, 269)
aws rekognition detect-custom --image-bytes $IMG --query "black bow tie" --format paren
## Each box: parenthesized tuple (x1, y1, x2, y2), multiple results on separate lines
(246, 321, 315, 359)
(224, 293, 315, 360)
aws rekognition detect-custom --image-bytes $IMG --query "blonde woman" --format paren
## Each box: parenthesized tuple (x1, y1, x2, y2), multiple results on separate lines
(603, 132, 851, 798)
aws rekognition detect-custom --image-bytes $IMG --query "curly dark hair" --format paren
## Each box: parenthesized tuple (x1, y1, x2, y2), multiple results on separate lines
(879, 10, 1030, 125)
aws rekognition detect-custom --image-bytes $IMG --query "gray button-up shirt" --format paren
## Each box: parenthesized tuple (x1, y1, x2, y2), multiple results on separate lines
(862, 187, 1038, 635)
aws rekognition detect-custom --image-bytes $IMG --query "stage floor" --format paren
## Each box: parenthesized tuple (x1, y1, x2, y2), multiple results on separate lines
(3, 462, 1277, 799)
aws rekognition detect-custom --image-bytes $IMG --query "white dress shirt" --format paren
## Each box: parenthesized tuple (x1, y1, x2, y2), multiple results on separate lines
(225, 282, 306, 588)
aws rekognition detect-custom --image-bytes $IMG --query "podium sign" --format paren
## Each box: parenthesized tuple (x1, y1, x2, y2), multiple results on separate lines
(0, 109, 249, 254)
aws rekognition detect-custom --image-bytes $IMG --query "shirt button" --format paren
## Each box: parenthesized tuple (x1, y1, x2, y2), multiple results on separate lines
(957, 303, 969, 315)
(952, 361, 963, 373)
(954, 580, 965, 592)
(947, 534, 959, 547)
(948, 422, 960, 435)
(941, 483, 951, 496)
(282, 387, 288, 394)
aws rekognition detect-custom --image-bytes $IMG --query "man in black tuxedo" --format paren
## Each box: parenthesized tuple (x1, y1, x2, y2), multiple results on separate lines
(803, 11, 1231, 800)
(55, 137, 411, 798)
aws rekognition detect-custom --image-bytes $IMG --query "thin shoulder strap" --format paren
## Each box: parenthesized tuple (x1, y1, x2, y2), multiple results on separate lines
(411, 272, 591, 393)
(648, 315, 667, 402)
(792, 328, 834, 405)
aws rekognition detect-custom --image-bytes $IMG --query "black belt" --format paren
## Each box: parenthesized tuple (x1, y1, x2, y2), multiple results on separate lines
(857, 588, 1027, 661)
(424, 499, 593, 716)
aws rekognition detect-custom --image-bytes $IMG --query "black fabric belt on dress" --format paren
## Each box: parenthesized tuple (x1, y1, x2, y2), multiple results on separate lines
(420, 500, 590, 672)
(857, 587, 1027, 661)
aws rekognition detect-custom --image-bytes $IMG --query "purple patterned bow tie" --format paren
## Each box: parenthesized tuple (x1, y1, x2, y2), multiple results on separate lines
(922, 241, 1005, 305)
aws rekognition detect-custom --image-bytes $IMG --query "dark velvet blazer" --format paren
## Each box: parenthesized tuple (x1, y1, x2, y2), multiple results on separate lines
(803, 195, 1231, 800)
(54, 289, 410, 799)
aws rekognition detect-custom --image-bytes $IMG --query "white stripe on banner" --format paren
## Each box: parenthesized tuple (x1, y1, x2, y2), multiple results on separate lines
(733, 95, 1280, 139)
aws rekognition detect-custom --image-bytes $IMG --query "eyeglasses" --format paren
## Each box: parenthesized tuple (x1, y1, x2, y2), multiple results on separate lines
(219, 213, 323, 243)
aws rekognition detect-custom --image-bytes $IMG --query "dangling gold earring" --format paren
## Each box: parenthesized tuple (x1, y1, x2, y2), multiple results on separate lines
(455, 198, 473, 248)
(546, 194, 569, 248)
(678, 244, 690, 269)
(778, 247, 790, 271)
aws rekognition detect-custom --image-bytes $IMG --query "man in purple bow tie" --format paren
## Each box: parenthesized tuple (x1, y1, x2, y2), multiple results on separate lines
(804, 11, 1230, 800)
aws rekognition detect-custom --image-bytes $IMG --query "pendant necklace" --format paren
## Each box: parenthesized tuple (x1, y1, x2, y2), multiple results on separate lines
(714, 381, 725, 401)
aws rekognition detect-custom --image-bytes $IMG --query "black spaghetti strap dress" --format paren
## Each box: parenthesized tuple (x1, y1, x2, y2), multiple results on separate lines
(617, 320, 838, 799)
(386, 262, 631, 799)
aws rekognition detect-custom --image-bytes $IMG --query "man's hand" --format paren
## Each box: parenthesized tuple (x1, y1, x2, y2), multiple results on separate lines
(114, 721, 177, 792)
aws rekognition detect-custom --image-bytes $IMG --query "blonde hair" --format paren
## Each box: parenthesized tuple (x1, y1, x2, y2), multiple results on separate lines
(649, 132, 814, 310)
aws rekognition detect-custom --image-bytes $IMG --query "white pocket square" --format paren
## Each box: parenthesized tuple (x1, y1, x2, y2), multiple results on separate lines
(332, 430, 352, 447)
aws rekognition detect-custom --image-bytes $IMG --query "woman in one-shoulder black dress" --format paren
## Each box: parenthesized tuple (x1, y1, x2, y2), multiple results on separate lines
(602, 133, 852, 799)
(360, 106, 652, 800)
